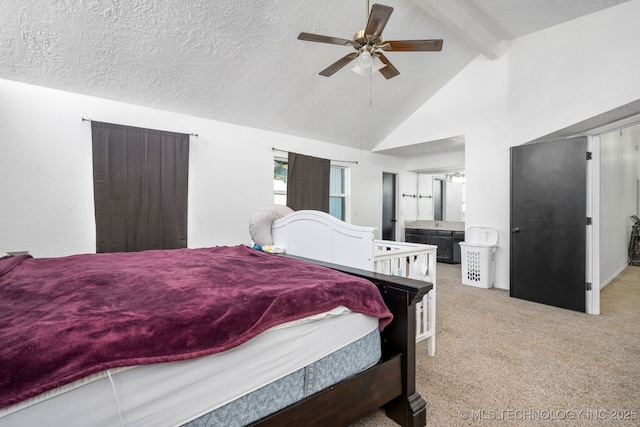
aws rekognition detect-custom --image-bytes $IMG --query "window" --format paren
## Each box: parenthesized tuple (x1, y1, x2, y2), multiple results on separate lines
(273, 159, 349, 221)
(274, 158, 288, 206)
(329, 165, 347, 220)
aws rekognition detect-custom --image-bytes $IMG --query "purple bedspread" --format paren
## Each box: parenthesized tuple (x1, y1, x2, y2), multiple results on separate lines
(0, 245, 392, 409)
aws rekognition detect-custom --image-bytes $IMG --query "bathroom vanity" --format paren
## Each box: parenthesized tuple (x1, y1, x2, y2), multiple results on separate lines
(405, 221, 465, 264)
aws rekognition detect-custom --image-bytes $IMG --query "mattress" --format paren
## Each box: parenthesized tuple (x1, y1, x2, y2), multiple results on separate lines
(0, 306, 379, 427)
(185, 327, 381, 427)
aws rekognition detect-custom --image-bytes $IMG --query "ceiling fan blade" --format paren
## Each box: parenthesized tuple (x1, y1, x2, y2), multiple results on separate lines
(365, 4, 394, 38)
(319, 53, 359, 77)
(376, 53, 399, 79)
(383, 39, 444, 52)
(298, 32, 356, 47)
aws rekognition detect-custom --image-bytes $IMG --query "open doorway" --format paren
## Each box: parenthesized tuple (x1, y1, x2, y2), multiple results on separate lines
(519, 113, 640, 314)
(597, 122, 640, 287)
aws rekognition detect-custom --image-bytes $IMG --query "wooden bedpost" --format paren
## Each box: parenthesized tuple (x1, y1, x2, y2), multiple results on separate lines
(373, 276, 428, 427)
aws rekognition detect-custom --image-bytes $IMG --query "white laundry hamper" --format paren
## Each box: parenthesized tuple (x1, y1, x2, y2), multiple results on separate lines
(459, 226, 498, 289)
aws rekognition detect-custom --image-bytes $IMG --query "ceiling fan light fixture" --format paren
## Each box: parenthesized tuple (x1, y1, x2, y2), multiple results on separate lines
(372, 54, 386, 72)
(358, 49, 373, 69)
(350, 63, 365, 75)
(351, 52, 386, 76)
(299, 3, 442, 79)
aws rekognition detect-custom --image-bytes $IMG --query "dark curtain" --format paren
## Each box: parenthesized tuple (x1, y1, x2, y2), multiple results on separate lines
(91, 121, 189, 253)
(287, 152, 330, 212)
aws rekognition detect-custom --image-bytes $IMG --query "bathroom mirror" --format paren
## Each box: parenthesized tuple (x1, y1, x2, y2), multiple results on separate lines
(417, 171, 465, 221)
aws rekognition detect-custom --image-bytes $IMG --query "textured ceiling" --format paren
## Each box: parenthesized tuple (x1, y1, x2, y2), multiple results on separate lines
(0, 0, 632, 152)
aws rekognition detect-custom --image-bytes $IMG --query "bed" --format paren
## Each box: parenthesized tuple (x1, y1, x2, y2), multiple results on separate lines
(271, 210, 438, 356)
(0, 244, 431, 427)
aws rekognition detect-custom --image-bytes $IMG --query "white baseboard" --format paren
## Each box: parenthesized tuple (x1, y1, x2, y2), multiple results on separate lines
(600, 264, 628, 289)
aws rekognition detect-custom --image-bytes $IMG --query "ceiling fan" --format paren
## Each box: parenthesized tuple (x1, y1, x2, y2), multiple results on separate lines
(298, 2, 443, 79)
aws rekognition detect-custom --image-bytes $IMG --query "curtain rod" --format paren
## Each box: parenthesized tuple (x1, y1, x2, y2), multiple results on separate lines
(272, 147, 358, 165)
(82, 117, 198, 137)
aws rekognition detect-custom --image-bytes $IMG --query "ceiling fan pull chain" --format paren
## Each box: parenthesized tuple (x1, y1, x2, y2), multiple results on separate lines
(360, 74, 365, 154)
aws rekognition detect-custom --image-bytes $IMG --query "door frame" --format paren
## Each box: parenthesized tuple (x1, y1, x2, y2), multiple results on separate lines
(381, 171, 399, 241)
(586, 135, 599, 315)
(511, 114, 640, 314)
(575, 112, 640, 314)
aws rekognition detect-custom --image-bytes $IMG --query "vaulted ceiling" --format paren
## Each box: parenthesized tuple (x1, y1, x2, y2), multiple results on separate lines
(0, 0, 631, 151)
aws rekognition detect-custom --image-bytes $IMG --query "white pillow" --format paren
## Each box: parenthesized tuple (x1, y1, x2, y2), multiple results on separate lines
(249, 205, 294, 246)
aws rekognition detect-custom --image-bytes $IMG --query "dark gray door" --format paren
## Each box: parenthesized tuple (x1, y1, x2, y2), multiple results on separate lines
(382, 173, 397, 241)
(510, 137, 587, 312)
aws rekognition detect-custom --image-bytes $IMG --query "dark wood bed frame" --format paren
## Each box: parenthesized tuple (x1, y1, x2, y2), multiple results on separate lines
(252, 256, 432, 427)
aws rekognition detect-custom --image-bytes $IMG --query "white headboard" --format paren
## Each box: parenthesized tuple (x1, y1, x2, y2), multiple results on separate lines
(271, 210, 376, 271)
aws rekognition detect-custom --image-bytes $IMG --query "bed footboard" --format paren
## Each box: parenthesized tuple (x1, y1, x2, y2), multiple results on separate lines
(252, 256, 432, 427)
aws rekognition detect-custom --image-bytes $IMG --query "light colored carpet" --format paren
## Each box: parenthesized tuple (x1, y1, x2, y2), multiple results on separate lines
(351, 264, 640, 426)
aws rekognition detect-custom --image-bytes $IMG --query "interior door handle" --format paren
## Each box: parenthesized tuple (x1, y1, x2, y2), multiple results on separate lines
(511, 227, 520, 233)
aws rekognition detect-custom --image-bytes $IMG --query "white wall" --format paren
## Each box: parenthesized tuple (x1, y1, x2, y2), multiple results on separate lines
(0, 78, 406, 257)
(376, 0, 640, 290)
(507, 1, 640, 144)
(599, 123, 640, 284)
(444, 181, 465, 222)
(399, 171, 419, 224)
(378, 54, 511, 287)
(417, 173, 434, 220)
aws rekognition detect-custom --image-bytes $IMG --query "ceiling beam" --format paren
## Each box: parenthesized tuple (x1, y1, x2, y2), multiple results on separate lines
(413, 0, 504, 60)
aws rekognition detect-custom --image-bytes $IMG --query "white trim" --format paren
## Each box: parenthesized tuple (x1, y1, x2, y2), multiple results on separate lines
(345, 166, 351, 223)
(600, 264, 627, 290)
(586, 135, 600, 315)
